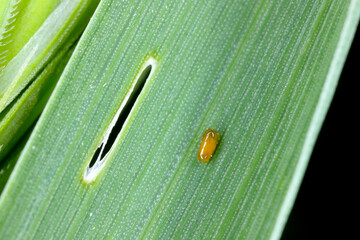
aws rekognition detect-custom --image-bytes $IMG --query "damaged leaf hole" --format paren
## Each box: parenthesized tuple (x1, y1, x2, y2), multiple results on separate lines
(88, 65, 151, 168)
(84, 58, 156, 183)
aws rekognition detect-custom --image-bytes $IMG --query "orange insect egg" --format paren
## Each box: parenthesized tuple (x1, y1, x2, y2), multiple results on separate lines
(197, 129, 219, 162)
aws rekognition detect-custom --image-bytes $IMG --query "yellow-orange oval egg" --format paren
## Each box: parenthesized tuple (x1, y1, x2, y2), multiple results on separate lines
(197, 129, 219, 162)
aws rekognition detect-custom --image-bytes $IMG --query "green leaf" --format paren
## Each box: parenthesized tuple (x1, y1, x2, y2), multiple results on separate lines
(0, 0, 359, 239)
(0, 0, 99, 112)
(0, 125, 32, 193)
(0, 0, 99, 161)
(0, 41, 75, 161)
(0, 0, 62, 70)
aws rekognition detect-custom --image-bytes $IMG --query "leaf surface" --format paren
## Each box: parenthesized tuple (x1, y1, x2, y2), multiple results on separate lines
(0, 0, 358, 239)
(0, 0, 99, 161)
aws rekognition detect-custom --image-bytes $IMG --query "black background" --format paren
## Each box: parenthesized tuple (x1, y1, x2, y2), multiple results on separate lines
(281, 24, 359, 239)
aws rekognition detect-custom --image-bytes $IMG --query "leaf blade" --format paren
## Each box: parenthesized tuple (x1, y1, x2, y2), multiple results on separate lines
(0, 0, 358, 239)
